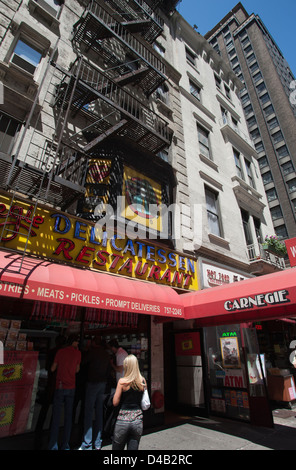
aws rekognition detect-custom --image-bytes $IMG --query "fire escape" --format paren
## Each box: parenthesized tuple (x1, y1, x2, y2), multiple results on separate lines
(0, 0, 180, 266)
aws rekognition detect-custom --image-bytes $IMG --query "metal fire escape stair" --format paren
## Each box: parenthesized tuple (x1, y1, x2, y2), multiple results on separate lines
(54, 58, 172, 154)
(72, 1, 166, 96)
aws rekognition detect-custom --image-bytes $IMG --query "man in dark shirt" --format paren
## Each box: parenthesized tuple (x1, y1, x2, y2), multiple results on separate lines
(79, 336, 111, 450)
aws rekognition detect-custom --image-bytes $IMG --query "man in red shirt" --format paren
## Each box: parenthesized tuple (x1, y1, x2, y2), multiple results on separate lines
(48, 334, 81, 450)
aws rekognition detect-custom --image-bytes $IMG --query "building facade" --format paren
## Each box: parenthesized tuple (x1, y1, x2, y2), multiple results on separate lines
(0, 0, 283, 445)
(205, 2, 296, 240)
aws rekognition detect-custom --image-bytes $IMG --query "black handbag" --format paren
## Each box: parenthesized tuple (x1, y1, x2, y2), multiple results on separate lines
(103, 393, 120, 438)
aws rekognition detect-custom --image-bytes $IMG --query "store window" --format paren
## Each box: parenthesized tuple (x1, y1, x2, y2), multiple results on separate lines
(0, 299, 150, 442)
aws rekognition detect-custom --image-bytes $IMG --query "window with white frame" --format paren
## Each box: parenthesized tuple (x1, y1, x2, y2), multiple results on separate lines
(205, 187, 222, 237)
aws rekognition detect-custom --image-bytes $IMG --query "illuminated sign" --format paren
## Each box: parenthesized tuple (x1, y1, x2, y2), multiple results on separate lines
(122, 167, 163, 232)
(0, 193, 198, 291)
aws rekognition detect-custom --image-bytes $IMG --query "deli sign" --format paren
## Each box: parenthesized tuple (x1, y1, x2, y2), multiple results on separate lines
(0, 193, 198, 291)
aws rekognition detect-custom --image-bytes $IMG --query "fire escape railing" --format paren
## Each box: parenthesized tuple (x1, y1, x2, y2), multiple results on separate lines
(72, 0, 166, 95)
(54, 58, 172, 154)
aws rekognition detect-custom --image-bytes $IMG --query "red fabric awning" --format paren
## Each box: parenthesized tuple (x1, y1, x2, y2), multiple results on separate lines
(183, 268, 296, 327)
(0, 250, 184, 319)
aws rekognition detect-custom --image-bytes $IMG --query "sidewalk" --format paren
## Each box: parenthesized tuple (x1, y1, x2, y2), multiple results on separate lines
(1, 408, 296, 451)
(102, 409, 296, 451)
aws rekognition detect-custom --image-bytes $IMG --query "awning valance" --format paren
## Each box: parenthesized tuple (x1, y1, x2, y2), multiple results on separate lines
(183, 268, 296, 327)
(0, 250, 184, 319)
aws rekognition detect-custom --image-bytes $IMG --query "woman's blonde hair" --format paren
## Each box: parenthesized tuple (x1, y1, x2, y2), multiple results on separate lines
(122, 354, 145, 391)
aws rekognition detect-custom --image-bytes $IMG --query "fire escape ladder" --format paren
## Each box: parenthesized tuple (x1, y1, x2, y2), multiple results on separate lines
(72, 1, 166, 96)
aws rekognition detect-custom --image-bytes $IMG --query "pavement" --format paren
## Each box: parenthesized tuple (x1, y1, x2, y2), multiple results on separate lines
(101, 408, 296, 451)
(1, 408, 296, 452)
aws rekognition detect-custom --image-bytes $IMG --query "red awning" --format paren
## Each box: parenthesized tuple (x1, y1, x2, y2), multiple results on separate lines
(183, 268, 296, 327)
(0, 250, 184, 319)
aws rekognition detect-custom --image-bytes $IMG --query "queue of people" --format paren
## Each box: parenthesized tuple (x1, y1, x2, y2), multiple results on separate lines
(37, 334, 148, 450)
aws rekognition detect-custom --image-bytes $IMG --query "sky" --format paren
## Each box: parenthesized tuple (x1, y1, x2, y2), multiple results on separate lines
(177, 0, 296, 76)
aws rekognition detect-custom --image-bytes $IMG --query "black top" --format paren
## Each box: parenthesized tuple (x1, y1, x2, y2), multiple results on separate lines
(121, 387, 143, 410)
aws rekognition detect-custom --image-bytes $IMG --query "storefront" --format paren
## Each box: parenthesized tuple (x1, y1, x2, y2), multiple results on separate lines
(182, 266, 296, 427)
(0, 191, 198, 445)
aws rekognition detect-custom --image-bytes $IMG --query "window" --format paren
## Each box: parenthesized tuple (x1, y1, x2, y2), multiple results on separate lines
(258, 156, 268, 169)
(272, 130, 284, 144)
(241, 93, 250, 105)
(250, 128, 260, 140)
(243, 104, 253, 116)
(224, 84, 231, 100)
(11, 39, 42, 74)
(186, 47, 196, 66)
(266, 187, 277, 202)
(277, 145, 289, 158)
(292, 199, 296, 212)
(260, 93, 270, 105)
(205, 188, 222, 237)
(0, 112, 22, 154)
(254, 217, 262, 243)
(253, 71, 263, 83)
(255, 141, 265, 154)
(214, 74, 222, 90)
(262, 171, 273, 185)
(245, 159, 254, 187)
(287, 178, 296, 193)
(35, 0, 62, 18)
(256, 82, 266, 94)
(250, 62, 259, 74)
(263, 104, 274, 117)
(189, 81, 200, 101)
(275, 225, 288, 239)
(244, 45, 253, 55)
(247, 116, 257, 128)
(233, 149, 243, 179)
(153, 42, 165, 57)
(247, 53, 256, 64)
(270, 205, 283, 220)
(267, 117, 279, 130)
(197, 124, 211, 159)
(155, 83, 169, 104)
(241, 209, 253, 245)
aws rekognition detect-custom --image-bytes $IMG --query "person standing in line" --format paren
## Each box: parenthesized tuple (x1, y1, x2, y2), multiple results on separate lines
(108, 339, 128, 383)
(79, 336, 111, 450)
(112, 354, 146, 450)
(48, 334, 81, 450)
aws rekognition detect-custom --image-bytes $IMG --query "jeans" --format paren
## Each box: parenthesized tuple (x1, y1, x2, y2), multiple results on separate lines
(48, 388, 75, 450)
(80, 381, 106, 450)
(112, 418, 143, 450)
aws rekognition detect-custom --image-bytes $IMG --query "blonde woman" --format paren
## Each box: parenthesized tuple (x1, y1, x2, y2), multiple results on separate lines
(112, 354, 146, 450)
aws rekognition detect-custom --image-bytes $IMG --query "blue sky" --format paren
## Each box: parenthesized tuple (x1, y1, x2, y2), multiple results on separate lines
(177, 0, 296, 76)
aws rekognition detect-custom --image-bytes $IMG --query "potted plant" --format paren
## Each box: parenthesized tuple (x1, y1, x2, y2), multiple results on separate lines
(263, 235, 287, 257)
